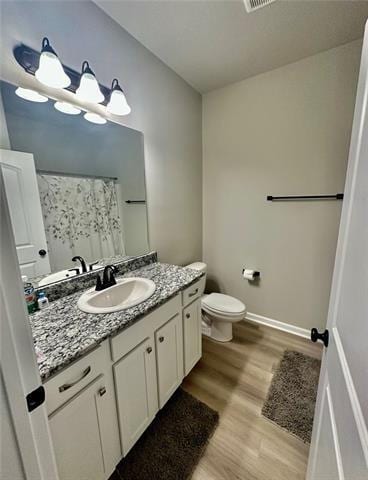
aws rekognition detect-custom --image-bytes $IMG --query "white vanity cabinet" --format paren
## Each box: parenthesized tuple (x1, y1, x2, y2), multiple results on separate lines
(112, 294, 183, 455)
(114, 337, 158, 455)
(49, 375, 112, 480)
(183, 299, 202, 376)
(155, 313, 184, 408)
(46, 278, 204, 480)
(46, 343, 121, 480)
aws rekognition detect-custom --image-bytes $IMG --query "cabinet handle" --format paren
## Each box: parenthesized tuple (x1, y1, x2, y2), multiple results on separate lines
(186, 313, 191, 319)
(146, 346, 152, 354)
(189, 288, 199, 298)
(98, 387, 106, 397)
(159, 336, 164, 343)
(58, 366, 91, 392)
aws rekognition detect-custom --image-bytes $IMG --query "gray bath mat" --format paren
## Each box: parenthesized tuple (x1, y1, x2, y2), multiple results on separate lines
(113, 388, 219, 480)
(262, 350, 321, 443)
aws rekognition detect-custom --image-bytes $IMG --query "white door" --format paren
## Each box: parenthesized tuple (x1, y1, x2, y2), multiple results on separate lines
(114, 338, 158, 455)
(155, 314, 183, 408)
(0, 170, 59, 480)
(307, 23, 368, 480)
(0, 149, 50, 277)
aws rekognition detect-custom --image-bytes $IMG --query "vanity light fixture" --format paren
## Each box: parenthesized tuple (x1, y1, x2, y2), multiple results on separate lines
(54, 101, 81, 115)
(15, 87, 48, 103)
(35, 38, 71, 89)
(106, 78, 131, 116)
(84, 112, 107, 124)
(14, 44, 132, 114)
(76, 61, 104, 104)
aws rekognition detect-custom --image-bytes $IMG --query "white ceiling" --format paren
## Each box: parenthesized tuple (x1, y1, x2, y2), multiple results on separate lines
(95, 0, 368, 93)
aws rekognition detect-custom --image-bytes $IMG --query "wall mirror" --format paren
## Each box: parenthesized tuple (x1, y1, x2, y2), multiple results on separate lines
(0, 80, 149, 287)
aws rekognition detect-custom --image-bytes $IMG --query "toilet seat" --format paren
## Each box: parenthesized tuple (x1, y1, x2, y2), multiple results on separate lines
(202, 293, 246, 316)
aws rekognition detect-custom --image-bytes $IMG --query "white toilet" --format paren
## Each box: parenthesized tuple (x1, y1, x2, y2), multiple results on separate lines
(187, 262, 247, 342)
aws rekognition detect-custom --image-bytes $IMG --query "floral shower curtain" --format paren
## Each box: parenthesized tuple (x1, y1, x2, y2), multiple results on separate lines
(37, 174, 125, 272)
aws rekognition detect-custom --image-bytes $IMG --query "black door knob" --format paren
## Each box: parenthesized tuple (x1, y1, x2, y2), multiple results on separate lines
(311, 328, 329, 347)
(38, 249, 47, 257)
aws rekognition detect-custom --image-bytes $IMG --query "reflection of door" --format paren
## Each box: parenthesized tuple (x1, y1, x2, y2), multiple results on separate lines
(307, 24, 368, 480)
(0, 149, 50, 277)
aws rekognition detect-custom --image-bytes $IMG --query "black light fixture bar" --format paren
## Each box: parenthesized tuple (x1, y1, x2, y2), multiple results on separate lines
(267, 193, 344, 201)
(13, 43, 111, 106)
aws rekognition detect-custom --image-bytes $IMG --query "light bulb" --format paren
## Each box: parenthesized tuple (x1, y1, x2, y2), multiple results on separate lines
(15, 87, 48, 103)
(54, 101, 81, 115)
(84, 112, 106, 124)
(35, 38, 70, 89)
(76, 61, 104, 104)
(106, 79, 131, 116)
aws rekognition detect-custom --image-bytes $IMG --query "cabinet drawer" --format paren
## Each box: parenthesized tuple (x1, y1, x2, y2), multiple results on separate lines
(44, 343, 108, 415)
(110, 295, 181, 363)
(182, 277, 205, 307)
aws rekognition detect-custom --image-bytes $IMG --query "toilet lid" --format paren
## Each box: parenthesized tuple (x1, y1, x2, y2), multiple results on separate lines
(202, 293, 246, 315)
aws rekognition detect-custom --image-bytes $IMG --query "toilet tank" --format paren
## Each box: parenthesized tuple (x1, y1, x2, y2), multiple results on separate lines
(186, 262, 207, 295)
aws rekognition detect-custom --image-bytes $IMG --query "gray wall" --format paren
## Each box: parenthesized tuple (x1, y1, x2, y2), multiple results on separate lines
(203, 40, 361, 330)
(0, 0, 202, 265)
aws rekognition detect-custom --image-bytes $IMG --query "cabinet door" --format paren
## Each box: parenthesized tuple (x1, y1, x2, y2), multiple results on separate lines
(155, 314, 183, 408)
(183, 299, 202, 376)
(49, 375, 109, 480)
(114, 338, 158, 455)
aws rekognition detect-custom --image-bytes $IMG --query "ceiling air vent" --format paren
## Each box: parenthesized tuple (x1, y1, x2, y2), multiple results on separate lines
(243, 0, 277, 13)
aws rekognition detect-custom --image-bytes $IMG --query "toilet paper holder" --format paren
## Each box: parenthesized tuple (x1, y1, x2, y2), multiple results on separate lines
(242, 269, 260, 280)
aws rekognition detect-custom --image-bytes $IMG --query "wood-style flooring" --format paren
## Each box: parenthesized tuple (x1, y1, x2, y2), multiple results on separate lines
(182, 320, 322, 480)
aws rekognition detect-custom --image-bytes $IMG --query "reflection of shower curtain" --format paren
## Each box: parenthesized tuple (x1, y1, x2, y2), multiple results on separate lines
(37, 174, 125, 271)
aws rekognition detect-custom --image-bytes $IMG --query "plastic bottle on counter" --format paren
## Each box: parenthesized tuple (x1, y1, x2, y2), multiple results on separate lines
(22, 275, 38, 314)
(37, 291, 49, 310)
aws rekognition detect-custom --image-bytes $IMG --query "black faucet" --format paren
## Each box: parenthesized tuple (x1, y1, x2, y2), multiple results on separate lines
(95, 265, 117, 291)
(72, 256, 87, 274)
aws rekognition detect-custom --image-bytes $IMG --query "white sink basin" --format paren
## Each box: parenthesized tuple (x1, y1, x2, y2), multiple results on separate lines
(77, 277, 156, 314)
(38, 265, 102, 286)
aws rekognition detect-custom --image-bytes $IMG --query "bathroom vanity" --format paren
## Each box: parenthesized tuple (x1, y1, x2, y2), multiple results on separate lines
(1, 78, 205, 480)
(29, 257, 205, 480)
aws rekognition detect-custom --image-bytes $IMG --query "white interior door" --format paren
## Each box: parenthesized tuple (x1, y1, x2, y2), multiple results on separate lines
(0, 170, 59, 480)
(307, 23, 368, 480)
(0, 149, 50, 277)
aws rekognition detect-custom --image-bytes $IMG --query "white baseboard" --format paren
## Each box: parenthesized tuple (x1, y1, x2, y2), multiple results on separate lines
(245, 312, 310, 339)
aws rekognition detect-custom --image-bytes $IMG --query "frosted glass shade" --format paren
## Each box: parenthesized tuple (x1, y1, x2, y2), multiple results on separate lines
(84, 112, 107, 124)
(35, 51, 71, 89)
(15, 87, 48, 103)
(107, 89, 131, 116)
(76, 72, 104, 104)
(54, 101, 81, 115)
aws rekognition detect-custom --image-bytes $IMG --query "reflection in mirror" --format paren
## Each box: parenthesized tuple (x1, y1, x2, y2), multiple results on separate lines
(0, 81, 149, 286)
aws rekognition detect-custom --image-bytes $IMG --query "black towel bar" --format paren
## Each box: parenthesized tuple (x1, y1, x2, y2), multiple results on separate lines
(267, 194, 344, 201)
(125, 200, 146, 204)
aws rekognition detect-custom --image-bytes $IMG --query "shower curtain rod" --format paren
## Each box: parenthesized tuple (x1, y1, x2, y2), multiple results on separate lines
(37, 169, 118, 182)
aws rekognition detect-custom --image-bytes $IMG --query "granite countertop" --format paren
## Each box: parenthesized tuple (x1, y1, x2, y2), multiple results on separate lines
(30, 262, 203, 381)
